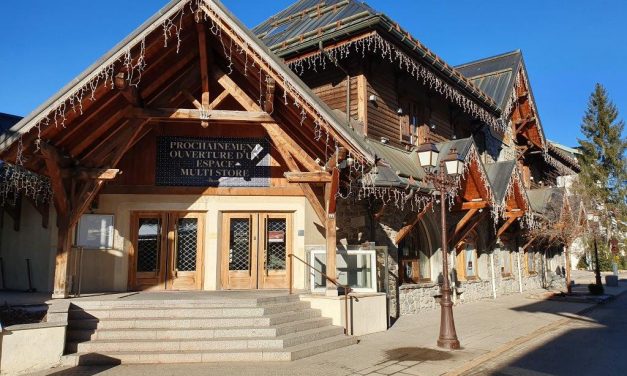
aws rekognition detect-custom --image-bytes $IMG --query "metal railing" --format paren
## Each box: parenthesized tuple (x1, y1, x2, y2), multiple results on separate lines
(288, 253, 352, 335)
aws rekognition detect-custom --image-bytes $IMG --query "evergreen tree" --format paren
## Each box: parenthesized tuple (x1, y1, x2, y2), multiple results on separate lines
(577, 83, 627, 220)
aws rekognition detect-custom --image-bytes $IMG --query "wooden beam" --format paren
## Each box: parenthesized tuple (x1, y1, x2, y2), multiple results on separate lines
(40, 142, 70, 220)
(114, 73, 143, 107)
(395, 201, 433, 245)
(182, 90, 203, 110)
(69, 119, 148, 227)
(450, 211, 487, 248)
(448, 208, 479, 242)
(130, 108, 274, 123)
(52, 224, 72, 298)
(196, 21, 210, 127)
(208, 90, 230, 110)
(61, 168, 120, 180)
(196, 22, 210, 107)
(284, 171, 332, 183)
(521, 235, 537, 252)
(326, 168, 340, 215)
(264, 77, 276, 113)
(504, 211, 525, 219)
(213, 68, 260, 112)
(267, 128, 326, 224)
(497, 216, 517, 238)
(261, 123, 320, 172)
(459, 201, 488, 210)
(325, 170, 339, 294)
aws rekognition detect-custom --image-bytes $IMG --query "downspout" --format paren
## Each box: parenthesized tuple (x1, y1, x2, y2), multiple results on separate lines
(319, 41, 351, 130)
(489, 252, 497, 299)
(516, 237, 523, 293)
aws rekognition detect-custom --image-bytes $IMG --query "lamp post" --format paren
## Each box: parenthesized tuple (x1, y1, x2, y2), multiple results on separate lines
(417, 140, 462, 350)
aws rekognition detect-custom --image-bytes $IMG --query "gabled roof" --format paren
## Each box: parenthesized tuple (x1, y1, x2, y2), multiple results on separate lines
(0, 0, 375, 165)
(0, 113, 22, 134)
(484, 160, 517, 203)
(254, 0, 377, 48)
(253, 0, 501, 118)
(455, 50, 522, 112)
(527, 187, 565, 219)
(457, 50, 547, 149)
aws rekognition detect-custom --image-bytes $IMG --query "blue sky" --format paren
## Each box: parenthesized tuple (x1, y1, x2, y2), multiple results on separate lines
(1, 0, 625, 147)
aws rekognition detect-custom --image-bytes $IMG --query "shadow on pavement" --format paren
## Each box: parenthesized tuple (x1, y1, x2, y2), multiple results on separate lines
(478, 291, 627, 376)
(383, 347, 454, 362)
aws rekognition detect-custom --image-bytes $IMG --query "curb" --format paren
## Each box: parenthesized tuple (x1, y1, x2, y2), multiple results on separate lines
(445, 287, 627, 376)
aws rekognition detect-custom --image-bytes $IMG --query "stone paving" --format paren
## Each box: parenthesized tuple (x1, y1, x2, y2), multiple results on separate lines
(35, 278, 627, 376)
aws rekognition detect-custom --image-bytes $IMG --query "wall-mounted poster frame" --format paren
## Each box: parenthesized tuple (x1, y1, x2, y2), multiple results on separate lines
(76, 214, 115, 249)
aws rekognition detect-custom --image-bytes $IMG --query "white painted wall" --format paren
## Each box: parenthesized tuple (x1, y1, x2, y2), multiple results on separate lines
(0, 200, 55, 292)
(84, 194, 310, 291)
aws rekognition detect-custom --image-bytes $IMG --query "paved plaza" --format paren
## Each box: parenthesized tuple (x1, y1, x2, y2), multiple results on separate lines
(31, 270, 626, 376)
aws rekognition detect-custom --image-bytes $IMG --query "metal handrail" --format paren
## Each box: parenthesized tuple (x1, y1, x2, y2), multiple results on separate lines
(288, 253, 352, 335)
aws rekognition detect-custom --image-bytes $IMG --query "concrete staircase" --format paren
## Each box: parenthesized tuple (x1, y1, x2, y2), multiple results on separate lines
(62, 294, 357, 365)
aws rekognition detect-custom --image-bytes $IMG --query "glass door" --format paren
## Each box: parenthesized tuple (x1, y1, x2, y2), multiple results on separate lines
(130, 212, 204, 290)
(221, 212, 292, 290)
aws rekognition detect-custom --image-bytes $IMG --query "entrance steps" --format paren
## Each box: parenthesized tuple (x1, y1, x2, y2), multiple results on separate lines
(62, 294, 357, 364)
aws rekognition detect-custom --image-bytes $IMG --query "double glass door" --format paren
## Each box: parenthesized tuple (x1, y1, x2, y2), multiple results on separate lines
(221, 212, 292, 289)
(131, 212, 204, 290)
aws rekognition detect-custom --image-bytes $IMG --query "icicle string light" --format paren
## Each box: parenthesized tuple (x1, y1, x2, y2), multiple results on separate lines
(287, 33, 503, 134)
(0, 163, 52, 206)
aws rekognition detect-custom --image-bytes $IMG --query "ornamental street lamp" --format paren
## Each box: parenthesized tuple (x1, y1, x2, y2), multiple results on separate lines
(416, 140, 462, 350)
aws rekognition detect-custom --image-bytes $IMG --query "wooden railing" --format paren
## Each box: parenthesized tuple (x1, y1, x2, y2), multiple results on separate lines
(288, 254, 352, 335)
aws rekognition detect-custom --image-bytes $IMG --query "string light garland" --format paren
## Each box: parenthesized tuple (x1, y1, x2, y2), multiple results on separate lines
(286, 32, 503, 134)
(0, 162, 52, 206)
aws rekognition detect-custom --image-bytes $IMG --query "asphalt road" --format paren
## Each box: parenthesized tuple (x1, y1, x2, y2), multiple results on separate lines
(466, 291, 627, 376)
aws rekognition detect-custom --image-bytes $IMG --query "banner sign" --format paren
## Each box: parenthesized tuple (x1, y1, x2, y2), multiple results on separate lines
(156, 136, 271, 187)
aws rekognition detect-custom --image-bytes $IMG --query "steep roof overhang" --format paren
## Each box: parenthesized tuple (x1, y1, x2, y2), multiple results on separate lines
(0, 0, 376, 167)
(259, 14, 503, 132)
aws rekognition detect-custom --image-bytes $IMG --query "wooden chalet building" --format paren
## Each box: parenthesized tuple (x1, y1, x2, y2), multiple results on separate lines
(0, 0, 577, 322)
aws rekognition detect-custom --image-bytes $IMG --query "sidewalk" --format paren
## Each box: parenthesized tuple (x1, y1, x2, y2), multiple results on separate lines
(36, 279, 627, 376)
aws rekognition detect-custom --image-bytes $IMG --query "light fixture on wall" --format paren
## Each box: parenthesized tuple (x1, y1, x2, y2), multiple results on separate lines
(368, 94, 378, 103)
(397, 107, 403, 115)
(380, 137, 389, 144)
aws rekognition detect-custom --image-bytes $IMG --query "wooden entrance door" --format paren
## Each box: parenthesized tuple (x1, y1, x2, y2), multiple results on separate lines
(130, 212, 204, 290)
(221, 212, 292, 290)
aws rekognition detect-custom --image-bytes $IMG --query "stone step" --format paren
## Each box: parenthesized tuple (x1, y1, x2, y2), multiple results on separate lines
(69, 295, 299, 310)
(67, 317, 333, 341)
(68, 300, 309, 320)
(68, 308, 321, 330)
(67, 326, 344, 353)
(61, 334, 358, 365)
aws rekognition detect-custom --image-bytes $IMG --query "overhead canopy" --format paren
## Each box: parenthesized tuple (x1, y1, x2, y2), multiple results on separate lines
(0, 0, 376, 173)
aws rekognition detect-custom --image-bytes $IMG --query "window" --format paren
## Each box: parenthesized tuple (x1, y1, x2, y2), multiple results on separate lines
(309, 249, 377, 293)
(456, 240, 478, 281)
(500, 248, 512, 276)
(399, 222, 431, 283)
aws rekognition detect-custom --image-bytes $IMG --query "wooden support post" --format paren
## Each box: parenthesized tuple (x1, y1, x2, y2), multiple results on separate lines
(197, 21, 210, 127)
(52, 222, 72, 298)
(325, 168, 339, 296)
